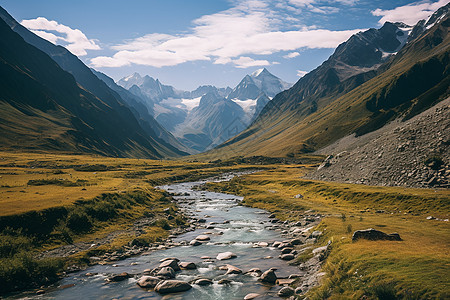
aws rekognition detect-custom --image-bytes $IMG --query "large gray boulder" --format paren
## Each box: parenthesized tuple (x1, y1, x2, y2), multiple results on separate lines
(154, 280, 192, 294)
(352, 228, 401, 241)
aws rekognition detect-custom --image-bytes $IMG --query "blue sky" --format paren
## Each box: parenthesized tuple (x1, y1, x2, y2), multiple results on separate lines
(2, 0, 448, 90)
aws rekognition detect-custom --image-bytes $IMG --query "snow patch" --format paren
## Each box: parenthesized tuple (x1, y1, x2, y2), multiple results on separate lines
(231, 98, 257, 114)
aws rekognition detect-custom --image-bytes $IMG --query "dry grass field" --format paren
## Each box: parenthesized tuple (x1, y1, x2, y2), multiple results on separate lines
(204, 166, 450, 299)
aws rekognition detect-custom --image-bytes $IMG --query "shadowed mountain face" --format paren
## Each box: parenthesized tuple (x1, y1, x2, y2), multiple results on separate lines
(0, 10, 188, 158)
(0, 6, 188, 158)
(118, 68, 292, 152)
(209, 5, 449, 159)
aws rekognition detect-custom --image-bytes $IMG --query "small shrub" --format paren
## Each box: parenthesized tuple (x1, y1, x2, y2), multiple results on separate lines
(66, 210, 92, 233)
(346, 224, 353, 234)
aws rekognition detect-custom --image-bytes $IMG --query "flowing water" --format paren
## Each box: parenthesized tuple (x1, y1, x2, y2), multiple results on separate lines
(24, 174, 300, 299)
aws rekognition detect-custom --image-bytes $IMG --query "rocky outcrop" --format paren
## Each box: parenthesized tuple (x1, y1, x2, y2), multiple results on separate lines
(352, 228, 402, 241)
(309, 98, 450, 188)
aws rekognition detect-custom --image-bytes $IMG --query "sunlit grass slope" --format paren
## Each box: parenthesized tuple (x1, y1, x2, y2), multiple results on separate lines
(205, 166, 450, 298)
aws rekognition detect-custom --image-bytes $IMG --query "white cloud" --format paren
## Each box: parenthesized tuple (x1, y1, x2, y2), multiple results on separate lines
(284, 51, 300, 58)
(20, 17, 100, 56)
(91, 0, 362, 69)
(372, 0, 450, 26)
(297, 70, 308, 77)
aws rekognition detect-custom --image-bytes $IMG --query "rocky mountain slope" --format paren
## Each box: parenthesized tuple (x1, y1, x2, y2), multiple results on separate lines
(307, 97, 449, 188)
(0, 7, 186, 158)
(209, 4, 449, 159)
(119, 68, 291, 152)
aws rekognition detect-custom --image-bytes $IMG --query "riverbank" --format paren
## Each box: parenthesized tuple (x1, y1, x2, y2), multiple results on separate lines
(0, 151, 273, 296)
(202, 166, 450, 299)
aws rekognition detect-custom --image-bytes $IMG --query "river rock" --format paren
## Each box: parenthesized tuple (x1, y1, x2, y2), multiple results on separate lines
(278, 287, 295, 297)
(244, 293, 261, 299)
(352, 228, 402, 241)
(223, 264, 242, 275)
(290, 238, 302, 245)
(159, 259, 181, 271)
(160, 257, 179, 262)
(157, 267, 175, 279)
(196, 235, 210, 241)
(277, 278, 295, 285)
(257, 242, 269, 247)
(295, 287, 303, 294)
(137, 276, 161, 288)
(179, 261, 197, 269)
(246, 268, 262, 276)
(280, 253, 295, 260)
(260, 269, 277, 284)
(281, 247, 293, 254)
(190, 239, 202, 246)
(106, 272, 130, 282)
(154, 280, 192, 294)
(195, 278, 213, 286)
(272, 241, 281, 248)
(218, 279, 232, 285)
(216, 251, 237, 260)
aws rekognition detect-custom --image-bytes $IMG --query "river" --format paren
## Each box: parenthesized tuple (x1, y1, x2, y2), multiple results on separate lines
(24, 173, 303, 299)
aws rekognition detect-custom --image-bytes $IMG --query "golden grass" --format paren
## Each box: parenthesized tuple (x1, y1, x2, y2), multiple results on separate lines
(204, 166, 450, 298)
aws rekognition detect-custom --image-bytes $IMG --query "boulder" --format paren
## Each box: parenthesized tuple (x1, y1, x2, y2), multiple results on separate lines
(246, 268, 262, 277)
(216, 251, 237, 260)
(136, 276, 161, 288)
(280, 254, 295, 260)
(159, 259, 181, 271)
(179, 261, 197, 269)
(244, 293, 261, 299)
(278, 287, 295, 297)
(195, 278, 213, 286)
(154, 280, 192, 294)
(106, 272, 130, 282)
(352, 228, 402, 241)
(157, 267, 175, 279)
(190, 239, 202, 246)
(260, 269, 277, 284)
(195, 235, 210, 241)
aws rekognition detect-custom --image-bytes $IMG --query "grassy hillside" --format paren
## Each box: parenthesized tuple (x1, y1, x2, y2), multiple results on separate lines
(202, 16, 449, 160)
(0, 15, 185, 159)
(204, 167, 450, 299)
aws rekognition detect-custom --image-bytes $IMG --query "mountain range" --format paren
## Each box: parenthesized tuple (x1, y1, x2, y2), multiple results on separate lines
(208, 4, 449, 159)
(117, 68, 292, 152)
(0, 6, 187, 158)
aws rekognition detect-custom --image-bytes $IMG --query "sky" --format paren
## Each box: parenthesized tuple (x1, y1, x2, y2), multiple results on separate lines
(1, 0, 449, 90)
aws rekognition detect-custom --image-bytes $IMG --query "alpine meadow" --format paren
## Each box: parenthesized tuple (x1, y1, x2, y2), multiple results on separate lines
(0, 1, 448, 299)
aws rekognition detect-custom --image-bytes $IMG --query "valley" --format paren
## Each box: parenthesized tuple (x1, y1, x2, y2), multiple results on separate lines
(0, 1, 449, 299)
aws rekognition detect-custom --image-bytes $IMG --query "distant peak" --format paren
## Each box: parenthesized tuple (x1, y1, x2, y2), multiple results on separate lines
(123, 72, 142, 81)
(251, 68, 269, 77)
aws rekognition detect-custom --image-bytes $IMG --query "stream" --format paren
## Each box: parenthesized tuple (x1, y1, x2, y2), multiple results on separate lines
(23, 173, 305, 299)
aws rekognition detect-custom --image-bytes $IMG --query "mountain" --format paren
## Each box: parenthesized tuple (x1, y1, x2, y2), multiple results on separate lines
(91, 70, 192, 154)
(118, 69, 291, 152)
(173, 92, 247, 152)
(228, 68, 292, 99)
(208, 5, 449, 159)
(0, 7, 187, 158)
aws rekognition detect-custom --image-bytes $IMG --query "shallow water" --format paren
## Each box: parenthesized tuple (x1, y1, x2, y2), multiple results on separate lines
(24, 174, 300, 299)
